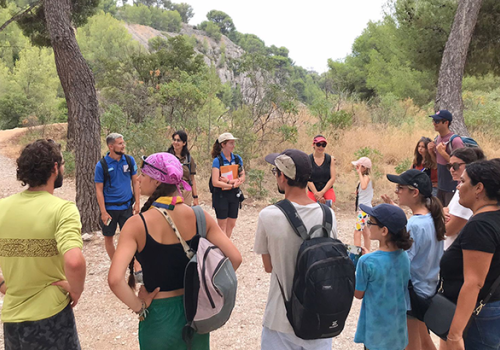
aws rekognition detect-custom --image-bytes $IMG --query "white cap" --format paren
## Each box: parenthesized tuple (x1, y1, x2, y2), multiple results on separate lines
(218, 133, 238, 143)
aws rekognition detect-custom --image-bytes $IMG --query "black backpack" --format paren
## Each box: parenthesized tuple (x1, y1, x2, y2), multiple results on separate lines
(209, 154, 241, 193)
(100, 154, 135, 206)
(274, 199, 355, 340)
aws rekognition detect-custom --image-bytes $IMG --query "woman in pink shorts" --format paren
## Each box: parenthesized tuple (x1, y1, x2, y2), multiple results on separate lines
(307, 135, 336, 208)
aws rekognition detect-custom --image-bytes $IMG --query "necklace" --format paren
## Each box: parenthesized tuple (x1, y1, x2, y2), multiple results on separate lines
(474, 203, 499, 215)
(152, 196, 184, 210)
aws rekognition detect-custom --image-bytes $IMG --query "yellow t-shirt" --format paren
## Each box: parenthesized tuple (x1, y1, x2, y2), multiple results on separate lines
(0, 190, 83, 322)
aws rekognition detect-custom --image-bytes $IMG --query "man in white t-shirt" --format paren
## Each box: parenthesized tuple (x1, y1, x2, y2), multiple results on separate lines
(254, 149, 337, 350)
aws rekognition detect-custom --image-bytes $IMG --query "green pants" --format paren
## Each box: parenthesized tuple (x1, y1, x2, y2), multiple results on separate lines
(139, 295, 210, 350)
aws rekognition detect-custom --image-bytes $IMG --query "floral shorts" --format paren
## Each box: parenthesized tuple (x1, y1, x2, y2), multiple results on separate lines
(355, 210, 368, 231)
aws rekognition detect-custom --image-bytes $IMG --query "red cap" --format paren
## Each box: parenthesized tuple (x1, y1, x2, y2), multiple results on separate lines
(313, 136, 327, 144)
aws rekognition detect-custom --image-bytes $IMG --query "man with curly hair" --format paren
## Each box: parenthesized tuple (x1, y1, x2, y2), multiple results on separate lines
(0, 139, 86, 349)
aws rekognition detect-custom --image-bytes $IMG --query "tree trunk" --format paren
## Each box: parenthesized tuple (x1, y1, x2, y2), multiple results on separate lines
(435, 0, 483, 136)
(44, 0, 101, 232)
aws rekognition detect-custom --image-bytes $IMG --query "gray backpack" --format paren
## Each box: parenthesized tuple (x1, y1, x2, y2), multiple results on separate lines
(154, 206, 237, 349)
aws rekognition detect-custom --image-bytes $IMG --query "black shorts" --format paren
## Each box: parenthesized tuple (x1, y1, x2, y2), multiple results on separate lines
(100, 206, 133, 236)
(213, 189, 240, 220)
(4, 303, 81, 350)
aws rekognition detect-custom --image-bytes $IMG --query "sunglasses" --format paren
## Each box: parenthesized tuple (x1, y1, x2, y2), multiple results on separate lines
(271, 167, 278, 176)
(141, 156, 168, 175)
(315, 142, 327, 148)
(432, 119, 445, 124)
(367, 220, 383, 228)
(447, 162, 466, 171)
(172, 138, 182, 142)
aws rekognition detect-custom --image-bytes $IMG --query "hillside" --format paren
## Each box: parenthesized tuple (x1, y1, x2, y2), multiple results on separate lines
(125, 22, 255, 98)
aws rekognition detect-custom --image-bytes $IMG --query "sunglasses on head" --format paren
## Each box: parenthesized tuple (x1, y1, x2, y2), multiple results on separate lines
(140, 156, 168, 175)
(315, 142, 327, 148)
(447, 162, 466, 171)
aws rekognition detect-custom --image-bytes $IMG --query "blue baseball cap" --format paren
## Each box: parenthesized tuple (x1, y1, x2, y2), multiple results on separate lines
(359, 203, 407, 233)
(429, 110, 452, 122)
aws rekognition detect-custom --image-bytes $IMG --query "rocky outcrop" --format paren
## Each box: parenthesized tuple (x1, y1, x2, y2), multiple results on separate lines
(124, 23, 255, 96)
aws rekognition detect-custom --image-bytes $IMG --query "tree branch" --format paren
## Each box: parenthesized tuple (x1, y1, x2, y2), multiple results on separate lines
(0, 0, 42, 34)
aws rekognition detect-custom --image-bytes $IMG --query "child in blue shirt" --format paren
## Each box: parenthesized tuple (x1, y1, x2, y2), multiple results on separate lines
(354, 204, 412, 350)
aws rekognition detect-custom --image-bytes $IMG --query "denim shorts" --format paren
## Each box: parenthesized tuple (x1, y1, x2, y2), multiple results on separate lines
(465, 299, 500, 350)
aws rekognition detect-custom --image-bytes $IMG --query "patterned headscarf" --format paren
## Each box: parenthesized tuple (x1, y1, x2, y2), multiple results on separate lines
(141, 153, 192, 196)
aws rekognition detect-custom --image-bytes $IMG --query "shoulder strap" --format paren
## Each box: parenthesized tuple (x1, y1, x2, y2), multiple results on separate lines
(192, 206, 206, 238)
(448, 134, 458, 152)
(234, 154, 240, 165)
(274, 199, 308, 240)
(100, 157, 111, 188)
(125, 154, 133, 178)
(308, 203, 333, 238)
(476, 274, 500, 315)
(151, 206, 194, 259)
(217, 154, 224, 168)
(186, 153, 192, 174)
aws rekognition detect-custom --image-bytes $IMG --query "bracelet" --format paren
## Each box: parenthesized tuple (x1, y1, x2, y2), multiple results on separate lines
(134, 300, 149, 321)
(0, 280, 4, 288)
(227, 180, 230, 184)
(192, 195, 198, 199)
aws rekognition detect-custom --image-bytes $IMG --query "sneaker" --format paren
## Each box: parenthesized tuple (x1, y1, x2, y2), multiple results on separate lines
(134, 270, 144, 284)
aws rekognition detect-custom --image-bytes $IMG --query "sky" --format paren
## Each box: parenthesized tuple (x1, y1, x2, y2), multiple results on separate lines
(185, 0, 389, 73)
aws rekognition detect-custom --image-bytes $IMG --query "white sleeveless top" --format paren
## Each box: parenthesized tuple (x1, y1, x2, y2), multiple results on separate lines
(358, 179, 373, 209)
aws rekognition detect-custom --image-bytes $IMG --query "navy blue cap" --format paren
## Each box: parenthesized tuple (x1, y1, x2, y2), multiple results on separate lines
(360, 203, 407, 234)
(429, 110, 452, 122)
(386, 169, 432, 198)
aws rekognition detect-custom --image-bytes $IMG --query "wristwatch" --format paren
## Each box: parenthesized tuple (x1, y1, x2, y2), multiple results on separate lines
(193, 195, 199, 199)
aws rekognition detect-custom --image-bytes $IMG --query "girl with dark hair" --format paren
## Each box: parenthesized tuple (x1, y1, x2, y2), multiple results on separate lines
(412, 137, 438, 196)
(354, 203, 412, 350)
(385, 169, 445, 350)
(439, 159, 500, 350)
(307, 135, 336, 208)
(167, 130, 199, 206)
(443, 147, 485, 250)
(210, 133, 246, 238)
(108, 153, 242, 350)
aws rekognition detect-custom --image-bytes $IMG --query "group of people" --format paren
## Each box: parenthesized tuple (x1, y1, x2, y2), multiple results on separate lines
(0, 109, 498, 350)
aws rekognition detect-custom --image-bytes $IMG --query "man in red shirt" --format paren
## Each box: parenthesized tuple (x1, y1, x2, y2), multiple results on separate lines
(427, 110, 464, 207)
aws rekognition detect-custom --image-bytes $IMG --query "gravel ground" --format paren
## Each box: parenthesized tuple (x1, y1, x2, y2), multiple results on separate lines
(0, 129, 439, 349)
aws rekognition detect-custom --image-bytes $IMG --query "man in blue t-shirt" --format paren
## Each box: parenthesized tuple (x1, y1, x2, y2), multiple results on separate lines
(94, 133, 140, 261)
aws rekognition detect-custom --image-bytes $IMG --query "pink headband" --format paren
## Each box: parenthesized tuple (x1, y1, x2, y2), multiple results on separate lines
(141, 153, 192, 196)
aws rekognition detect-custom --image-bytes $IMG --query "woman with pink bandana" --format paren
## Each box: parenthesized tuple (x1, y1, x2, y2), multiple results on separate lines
(108, 152, 242, 349)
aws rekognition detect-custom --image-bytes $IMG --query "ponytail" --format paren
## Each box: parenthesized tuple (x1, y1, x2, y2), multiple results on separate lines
(211, 140, 222, 159)
(388, 227, 413, 251)
(423, 195, 446, 241)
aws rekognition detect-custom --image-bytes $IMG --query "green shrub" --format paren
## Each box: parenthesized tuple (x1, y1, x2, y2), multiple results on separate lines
(395, 158, 412, 174)
(326, 110, 352, 129)
(62, 150, 76, 177)
(247, 169, 268, 199)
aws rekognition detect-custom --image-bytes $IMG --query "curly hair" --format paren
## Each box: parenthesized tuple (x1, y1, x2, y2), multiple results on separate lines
(16, 139, 62, 187)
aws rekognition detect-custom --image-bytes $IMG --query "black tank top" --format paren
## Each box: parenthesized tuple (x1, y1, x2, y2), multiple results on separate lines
(135, 213, 193, 292)
(309, 153, 332, 192)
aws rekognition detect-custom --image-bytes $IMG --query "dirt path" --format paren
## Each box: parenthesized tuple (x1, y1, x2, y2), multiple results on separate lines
(0, 130, 438, 349)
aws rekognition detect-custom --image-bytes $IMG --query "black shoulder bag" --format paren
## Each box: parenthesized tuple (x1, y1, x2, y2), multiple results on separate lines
(424, 274, 500, 340)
